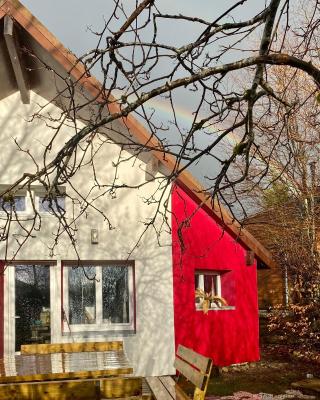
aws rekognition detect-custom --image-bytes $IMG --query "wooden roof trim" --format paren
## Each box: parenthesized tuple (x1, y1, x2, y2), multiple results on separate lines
(0, 0, 276, 268)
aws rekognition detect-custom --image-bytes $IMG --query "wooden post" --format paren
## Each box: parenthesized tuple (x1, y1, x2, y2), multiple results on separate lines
(145, 156, 159, 181)
(4, 16, 30, 104)
(246, 250, 255, 266)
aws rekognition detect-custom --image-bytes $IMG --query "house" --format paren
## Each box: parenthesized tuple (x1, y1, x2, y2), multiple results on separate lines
(245, 205, 305, 309)
(0, 0, 275, 376)
(243, 210, 285, 309)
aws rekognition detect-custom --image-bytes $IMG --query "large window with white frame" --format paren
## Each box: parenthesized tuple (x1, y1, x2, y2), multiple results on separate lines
(62, 262, 135, 333)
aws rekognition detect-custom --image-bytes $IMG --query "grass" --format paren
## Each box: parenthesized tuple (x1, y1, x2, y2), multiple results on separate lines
(209, 346, 320, 397)
(179, 345, 320, 398)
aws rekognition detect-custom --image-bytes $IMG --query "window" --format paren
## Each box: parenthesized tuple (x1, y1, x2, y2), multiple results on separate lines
(38, 195, 65, 214)
(0, 195, 26, 212)
(195, 273, 221, 297)
(63, 263, 135, 332)
(0, 185, 66, 216)
(195, 270, 235, 311)
(14, 264, 51, 351)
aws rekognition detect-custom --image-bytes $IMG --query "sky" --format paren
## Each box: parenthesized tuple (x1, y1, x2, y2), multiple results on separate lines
(19, 0, 265, 186)
(21, 1, 262, 57)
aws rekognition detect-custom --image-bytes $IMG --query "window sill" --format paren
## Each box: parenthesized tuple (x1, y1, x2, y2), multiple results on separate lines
(195, 306, 236, 311)
(62, 329, 136, 337)
(0, 211, 64, 218)
(63, 323, 135, 334)
(0, 212, 31, 218)
(62, 329, 137, 338)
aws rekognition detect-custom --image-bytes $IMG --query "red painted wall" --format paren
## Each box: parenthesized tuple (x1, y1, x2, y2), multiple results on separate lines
(172, 184, 259, 366)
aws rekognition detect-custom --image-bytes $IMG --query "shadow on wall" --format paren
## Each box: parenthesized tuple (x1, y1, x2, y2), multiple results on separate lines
(0, 91, 175, 376)
(127, 226, 175, 376)
(212, 268, 259, 365)
(172, 185, 260, 367)
(0, 91, 172, 260)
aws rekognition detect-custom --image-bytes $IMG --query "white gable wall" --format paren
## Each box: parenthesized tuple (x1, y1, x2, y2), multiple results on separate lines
(0, 91, 175, 376)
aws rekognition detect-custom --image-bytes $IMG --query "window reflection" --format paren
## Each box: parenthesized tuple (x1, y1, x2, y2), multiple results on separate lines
(0, 196, 26, 212)
(15, 265, 50, 351)
(38, 196, 65, 214)
(64, 263, 134, 331)
(68, 266, 96, 324)
(102, 266, 129, 323)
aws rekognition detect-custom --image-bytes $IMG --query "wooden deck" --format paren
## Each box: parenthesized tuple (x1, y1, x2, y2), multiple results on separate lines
(0, 350, 133, 383)
(0, 347, 139, 399)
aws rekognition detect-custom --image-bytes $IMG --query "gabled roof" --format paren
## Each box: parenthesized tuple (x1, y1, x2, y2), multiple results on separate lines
(0, 0, 276, 268)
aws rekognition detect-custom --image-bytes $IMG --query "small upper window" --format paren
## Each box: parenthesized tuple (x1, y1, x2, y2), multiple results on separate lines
(0, 195, 26, 212)
(0, 185, 66, 216)
(195, 270, 234, 312)
(38, 196, 65, 214)
(195, 273, 221, 297)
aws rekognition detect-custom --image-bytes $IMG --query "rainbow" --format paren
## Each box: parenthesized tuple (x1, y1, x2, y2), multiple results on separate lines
(144, 98, 282, 176)
(144, 97, 240, 146)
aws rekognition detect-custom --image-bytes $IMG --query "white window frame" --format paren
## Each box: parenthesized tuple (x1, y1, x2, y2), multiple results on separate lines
(4, 262, 55, 355)
(62, 263, 135, 333)
(195, 270, 235, 311)
(36, 193, 66, 216)
(0, 185, 66, 217)
(196, 271, 221, 296)
(0, 190, 30, 216)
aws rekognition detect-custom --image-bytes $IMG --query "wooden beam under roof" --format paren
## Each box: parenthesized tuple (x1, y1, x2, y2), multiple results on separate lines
(4, 15, 29, 104)
(145, 156, 159, 181)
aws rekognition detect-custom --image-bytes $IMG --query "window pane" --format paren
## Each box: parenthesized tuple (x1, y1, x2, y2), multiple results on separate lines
(0, 196, 26, 212)
(195, 275, 199, 290)
(39, 196, 65, 213)
(15, 265, 50, 351)
(212, 276, 218, 296)
(68, 266, 96, 324)
(195, 275, 201, 304)
(204, 275, 213, 293)
(102, 266, 129, 324)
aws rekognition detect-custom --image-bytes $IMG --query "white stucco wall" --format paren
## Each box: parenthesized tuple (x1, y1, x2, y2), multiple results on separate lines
(0, 91, 175, 376)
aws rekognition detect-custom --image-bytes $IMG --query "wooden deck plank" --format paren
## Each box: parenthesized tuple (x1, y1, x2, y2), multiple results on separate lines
(0, 379, 99, 400)
(158, 376, 176, 398)
(21, 341, 123, 354)
(100, 377, 142, 398)
(145, 377, 174, 400)
(146, 377, 189, 400)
